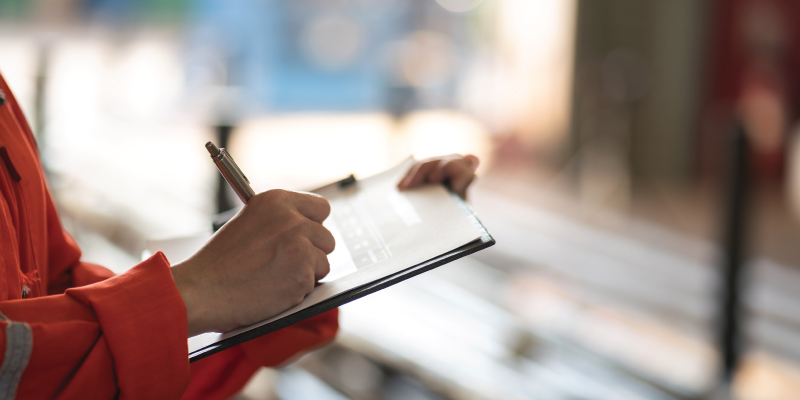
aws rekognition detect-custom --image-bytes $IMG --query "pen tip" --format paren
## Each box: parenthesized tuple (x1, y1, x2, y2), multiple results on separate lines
(205, 141, 221, 156)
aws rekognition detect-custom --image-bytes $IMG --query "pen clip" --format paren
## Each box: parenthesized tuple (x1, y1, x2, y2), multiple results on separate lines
(220, 148, 250, 184)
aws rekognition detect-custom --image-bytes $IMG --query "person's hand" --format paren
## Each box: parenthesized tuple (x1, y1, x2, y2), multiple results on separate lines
(397, 154, 480, 199)
(170, 190, 335, 336)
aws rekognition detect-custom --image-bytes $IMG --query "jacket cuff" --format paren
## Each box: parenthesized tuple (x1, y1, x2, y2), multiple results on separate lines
(66, 252, 190, 399)
(241, 308, 339, 367)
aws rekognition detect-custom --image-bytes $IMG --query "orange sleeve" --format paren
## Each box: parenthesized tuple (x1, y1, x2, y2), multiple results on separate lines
(0, 73, 190, 398)
(0, 252, 191, 399)
(44, 190, 115, 295)
(182, 308, 339, 400)
(0, 71, 337, 399)
(39, 183, 338, 400)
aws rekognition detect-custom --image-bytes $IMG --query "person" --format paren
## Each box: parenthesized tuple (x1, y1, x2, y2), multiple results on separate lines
(0, 72, 480, 399)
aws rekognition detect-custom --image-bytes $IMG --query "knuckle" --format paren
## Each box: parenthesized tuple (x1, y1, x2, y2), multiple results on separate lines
(294, 266, 312, 285)
(304, 193, 331, 219)
(283, 236, 310, 257)
(319, 258, 331, 276)
(291, 267, 315, 294)
(308, 270, 317, 289)
(319, 198, 331, 218)
(287, 267, 310, 291)
(327, 236, 336, 254)
(322, 229, 336, 254)
(278, 212, 307, 235)
(253, 190, 269, 203)
(288, 212, 308, 229)
(262, 189, 288, 204)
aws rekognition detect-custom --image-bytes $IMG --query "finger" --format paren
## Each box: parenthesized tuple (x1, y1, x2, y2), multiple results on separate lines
(422, 154, 463, 182)
(430, 155, 475, 183)
(450, 169, 476, 200)
(463, 154, 480, 171)
(313, 247, 331, 281)
(284, 191, 331, 223)
(397, 162, 424, 188)
(427, 159, 451, 183)
(429, 157, 465, 183)
(306, 221, 336, 254)
(398, 160, 439, 189)
(436, 159, 475, 198)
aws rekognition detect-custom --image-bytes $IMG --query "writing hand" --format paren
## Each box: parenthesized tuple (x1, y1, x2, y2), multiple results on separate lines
(170, 190, 335, 336)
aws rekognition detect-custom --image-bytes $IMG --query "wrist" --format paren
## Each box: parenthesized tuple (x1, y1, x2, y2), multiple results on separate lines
(170, 261, 208, 337)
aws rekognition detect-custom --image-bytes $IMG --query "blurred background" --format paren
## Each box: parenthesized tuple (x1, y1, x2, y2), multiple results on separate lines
(3, 0, 800, 398)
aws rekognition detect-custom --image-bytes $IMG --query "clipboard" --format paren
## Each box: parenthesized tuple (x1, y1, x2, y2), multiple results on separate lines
(188, 160, 495, 362)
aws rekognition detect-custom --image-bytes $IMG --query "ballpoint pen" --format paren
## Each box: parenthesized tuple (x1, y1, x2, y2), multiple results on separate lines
(206, 141, 255, 203)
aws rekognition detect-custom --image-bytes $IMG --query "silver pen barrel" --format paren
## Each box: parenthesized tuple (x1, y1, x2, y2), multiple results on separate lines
(206, 141, 256, 203)
(217, 149, 255, 202)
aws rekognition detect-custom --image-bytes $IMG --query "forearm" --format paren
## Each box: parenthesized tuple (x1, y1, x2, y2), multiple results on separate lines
(1, 253, 191, 399)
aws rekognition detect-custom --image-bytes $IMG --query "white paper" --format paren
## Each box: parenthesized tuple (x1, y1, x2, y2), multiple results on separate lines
(184, 158, 484, 355)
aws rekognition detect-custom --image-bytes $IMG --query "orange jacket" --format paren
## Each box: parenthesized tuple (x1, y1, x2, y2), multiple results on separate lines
(0, 73, 338, 399)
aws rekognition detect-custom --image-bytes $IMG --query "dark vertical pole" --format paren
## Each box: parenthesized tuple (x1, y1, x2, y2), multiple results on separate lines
(215, 125, 234, 214)
(718, 123, 750, 384)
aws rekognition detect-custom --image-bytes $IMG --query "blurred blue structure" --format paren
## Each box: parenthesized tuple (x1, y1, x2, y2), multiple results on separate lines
(184, 0, 472, 113)
(74, 0, 478, 113)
